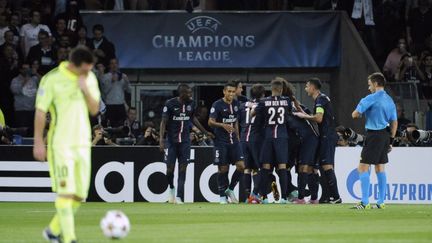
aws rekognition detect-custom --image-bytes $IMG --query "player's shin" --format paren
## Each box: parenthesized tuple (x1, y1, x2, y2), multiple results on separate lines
(259, 167, 271, 199)
(324, 169, 340, 200)
(309, 173, 319, 201)
(297, 172, 308, 199)
(277, 168, 288, 200)
(177, 164, 187, 201)
(252, 170, 261, 195)
(243, 170, 252, 196)
(217, 170, 229, 197)
(55, 197, 76, 243)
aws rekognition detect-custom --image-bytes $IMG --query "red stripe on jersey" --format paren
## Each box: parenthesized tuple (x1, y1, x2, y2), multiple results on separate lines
(178, 104, 185, 143)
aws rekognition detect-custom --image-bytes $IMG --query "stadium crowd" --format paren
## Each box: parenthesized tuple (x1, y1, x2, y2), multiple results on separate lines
(0, 0, 431, 146)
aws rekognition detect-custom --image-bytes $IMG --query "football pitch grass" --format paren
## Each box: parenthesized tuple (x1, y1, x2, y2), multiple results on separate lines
(0, 203, 431, 243)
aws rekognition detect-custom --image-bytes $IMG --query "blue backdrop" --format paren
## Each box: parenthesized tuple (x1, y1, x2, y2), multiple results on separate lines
(81, 12, 341, 69)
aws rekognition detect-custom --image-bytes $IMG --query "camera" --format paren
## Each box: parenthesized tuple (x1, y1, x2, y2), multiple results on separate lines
(411, 130, 432, 143)
(342, 128, 364, 145)
(103, 126, 130, 139)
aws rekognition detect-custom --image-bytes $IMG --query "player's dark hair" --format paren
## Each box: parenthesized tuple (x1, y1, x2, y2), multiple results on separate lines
(281, 79, 296, 99)
(224, 81, 237, 89)
(368, 72, 386, 87)
(271, 77, 284, 91)
(250, 84, 265, 100)
(92, 24, 104, 33)
(69, 46, 96, 66)
(307, 77, 322, 90)
(234, 80, 242, 88)
(177, 84, 190, 94)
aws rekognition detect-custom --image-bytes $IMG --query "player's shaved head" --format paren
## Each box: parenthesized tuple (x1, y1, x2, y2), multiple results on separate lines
(177, 84, 192, 102)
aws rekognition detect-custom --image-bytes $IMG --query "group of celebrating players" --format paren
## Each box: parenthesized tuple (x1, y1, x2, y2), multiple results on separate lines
(160, 77, 342, 205)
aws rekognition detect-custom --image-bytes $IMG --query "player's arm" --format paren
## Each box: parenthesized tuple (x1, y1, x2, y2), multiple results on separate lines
(33, 109, 47, 161)
(235, 120, 240, 141)
(159, 117, 167, 152)
(294, 110, 323, 123)
(79, 74, 100, 116)
(208, 118, 234, 133)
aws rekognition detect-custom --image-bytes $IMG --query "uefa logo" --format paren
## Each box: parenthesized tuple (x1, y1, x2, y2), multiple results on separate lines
(185, 16, 222, 33)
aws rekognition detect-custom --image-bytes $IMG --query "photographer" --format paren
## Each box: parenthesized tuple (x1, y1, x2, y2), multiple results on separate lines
(92, 124, 117, 146)
(137, 121, 159, 145)
(190, 126, 213, 146)
(395, 54, 425, 83)
(395, 123, 432, 146)
(336, 125, 364, 147)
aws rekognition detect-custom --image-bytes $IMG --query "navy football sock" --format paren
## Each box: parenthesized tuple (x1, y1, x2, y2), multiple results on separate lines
(277, 169, 288, 200)
(309, 173, 319, 200)
(286, 170, 297, 194)
(229, 169, 243, 190)
(177, 168, 186, 200)
(324, 169, 340, 199)
(297, 172, 308, 199)
(217, 171, 229, 197)
(252, 173, 260, 195)
(259, 168, 271, 198)
(243, 173, 252, 196)
(166, 172, 174, 189)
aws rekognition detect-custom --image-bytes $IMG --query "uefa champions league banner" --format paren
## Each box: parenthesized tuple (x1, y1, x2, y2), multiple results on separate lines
(0, 146, 431, 204)
(80, 11, 341, 68)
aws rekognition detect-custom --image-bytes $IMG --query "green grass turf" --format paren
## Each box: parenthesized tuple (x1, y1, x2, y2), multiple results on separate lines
(0, 203, 431, 243)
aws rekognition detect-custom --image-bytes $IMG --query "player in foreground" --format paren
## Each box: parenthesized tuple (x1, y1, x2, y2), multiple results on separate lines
(208, 81, 245, 204)
(352, 73, 397, 209)
(159, 84, 211, 204)
(33, 46, 100, 243)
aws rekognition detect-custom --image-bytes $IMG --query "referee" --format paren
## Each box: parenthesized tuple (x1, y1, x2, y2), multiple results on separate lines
(352, 72, 397, 209)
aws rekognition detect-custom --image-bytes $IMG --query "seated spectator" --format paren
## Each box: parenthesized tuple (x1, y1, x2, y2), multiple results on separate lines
(420, 53, 432, 98)
(75, 25, 92, 48)
(383, 38, 408, 81)
(0, 30, 23, 60)
(395, 54, 425, 82)
(20, 10, 51, 58)
(26, 30, 56, 75)
(90, 24, 116, 67)
(92, 124, 117, 146)
(55, 46, 69, 64)
(56, 33, 71, 50)
(52, 17, 67, 43)
(100, 58, 131, 127)
(8, 12, 21, 46)
(123, 107, 142, 138)
(30, 59, 43, 80)
(0, 44, 19, 126)
(406, 0, 432, 53)
(10, 63, 38, 130)
(137, 121, 159, 145)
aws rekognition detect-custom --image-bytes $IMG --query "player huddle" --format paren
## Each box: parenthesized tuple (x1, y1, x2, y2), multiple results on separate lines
(161, 78, 342, 205)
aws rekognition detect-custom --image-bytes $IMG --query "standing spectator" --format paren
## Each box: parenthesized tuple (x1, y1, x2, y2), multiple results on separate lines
(0, 30, 23, 60)
(90, 24, 115, 67)
(124, 107, 142, 138)
(420, 53, 432, 98)
(75, 25, 92, 48)
(26, 30, 56, 75)
(395, 54, 425, 82)
(100, 58, 131, 126)
(383, 38, 408, 81)
(10, 63, 38, 129)
(20, 10, 52, 58)
(56, 1, 84, 41)
(0, 13, 10, 45)
(8, 13, 21, 46)
(51, 17, 67, 43)
(406, 0, 432, 53)
(0, 44, 19, 126)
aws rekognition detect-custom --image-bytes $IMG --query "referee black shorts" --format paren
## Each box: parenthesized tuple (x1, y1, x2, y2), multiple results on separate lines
(360, 129, 390, 165)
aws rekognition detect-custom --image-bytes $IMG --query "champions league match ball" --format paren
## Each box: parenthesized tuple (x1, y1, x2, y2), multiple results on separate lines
(100, 210, 131, 239)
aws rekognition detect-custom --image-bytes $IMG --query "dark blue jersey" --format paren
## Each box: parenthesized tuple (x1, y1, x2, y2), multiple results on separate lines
(209, 98, 240, 144)
(287, 104, 319, 139)
(255, 96, 292, 139)
(314, 93, 336, 137)
(239, 99, 262, 142)
(162, 98, 196, 143)
(237, 95, 248, 104)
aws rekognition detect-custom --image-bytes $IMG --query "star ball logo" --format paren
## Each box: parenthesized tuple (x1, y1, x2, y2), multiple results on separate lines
(151, 15, 256, 62)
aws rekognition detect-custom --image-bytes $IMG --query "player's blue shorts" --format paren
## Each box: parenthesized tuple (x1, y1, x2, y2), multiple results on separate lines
(260, 138, 289, 165)
(317, 133, 337, 165)
(299, 135, 319, 166)
(213, 142, 244, 166)
(241, 141, 261, 170)
(164, 141, 191, 164)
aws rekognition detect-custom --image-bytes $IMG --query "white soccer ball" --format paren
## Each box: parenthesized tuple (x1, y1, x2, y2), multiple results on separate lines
(100, 210, 130, 239)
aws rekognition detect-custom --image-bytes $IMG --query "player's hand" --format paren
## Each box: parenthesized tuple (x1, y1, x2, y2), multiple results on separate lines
(222, 124, 235, 133)
(293, 112, 307, 119)
(159, 140, 165, 152)
(33, 140, 46, 161)
(78, 74, 89, 94)
(388, 144, 393, 153)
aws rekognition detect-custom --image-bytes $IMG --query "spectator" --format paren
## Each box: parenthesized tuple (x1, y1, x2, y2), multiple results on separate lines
(92, 124, 117, 146)
(395, 54, 425, 82)
(56, 33, 71, 49)
(90, 24, 115, 67)
(405, 0, 432, 21)
(0, 44, 19, 126)
(137, 121, 159, 145)
(20, 10, 52, 58)
(396, 103, 412, 131)
(55, 46, 69, 64)
(383, 38, 408, 81)
(75, 25, 92, 48)
(30, 59, 43, 80)
(8, 13, 20, 46)
(0, 0, 11, 15)
(56, 0, 84, 42)
(406, 0, 432, 53)
(420, 53, 432, 98)
(10, 63, 38, 130)
(123, 107, 142, 138)
(26, 30, 56, 75)
(51, 17, 67, 43)
(0, 30, 23, 60)
(0, 13, 10, 45)
(100, 58, 131, 127)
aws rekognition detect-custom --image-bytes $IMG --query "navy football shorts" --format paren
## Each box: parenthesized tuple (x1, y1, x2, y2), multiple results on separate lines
(260, 138, 289, 165)
(164, 141, 191, 164)
(213, 142, 244, 166)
